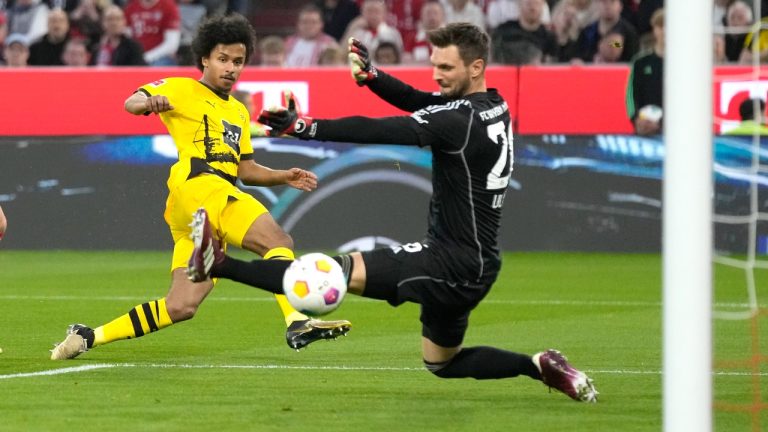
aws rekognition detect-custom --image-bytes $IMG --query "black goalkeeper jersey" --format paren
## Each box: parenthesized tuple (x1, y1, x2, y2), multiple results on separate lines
(304, 71, 513, 284)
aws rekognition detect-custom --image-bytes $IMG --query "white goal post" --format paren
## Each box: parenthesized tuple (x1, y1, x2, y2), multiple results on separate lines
(663, 0, 713, 431)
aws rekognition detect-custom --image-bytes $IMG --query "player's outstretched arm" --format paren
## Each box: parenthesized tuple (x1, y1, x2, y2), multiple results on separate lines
(124, 91, 174, 115)
(238, 160, 318, 192)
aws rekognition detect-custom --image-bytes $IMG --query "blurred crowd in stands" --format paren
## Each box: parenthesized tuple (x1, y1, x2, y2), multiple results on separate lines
(3, 0, 767, 137)
(1, 0, 766, 68)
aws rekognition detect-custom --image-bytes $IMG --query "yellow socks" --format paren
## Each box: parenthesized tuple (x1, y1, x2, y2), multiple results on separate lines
(264, 247, 308, 326)
(91, 246, 305, 348)
(93, 297, 173, 347)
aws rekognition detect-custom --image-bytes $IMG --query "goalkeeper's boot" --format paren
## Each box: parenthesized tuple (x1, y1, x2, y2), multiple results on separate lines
(286, 318, 352, 350)
(533, 349, 598, 402)
(50, 324, 94, 360)
(187, 207, 223, 283)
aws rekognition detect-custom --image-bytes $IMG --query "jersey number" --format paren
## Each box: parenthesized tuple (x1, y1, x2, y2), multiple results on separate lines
(485, 121, 514, 190)
(392, 242, 425, 254)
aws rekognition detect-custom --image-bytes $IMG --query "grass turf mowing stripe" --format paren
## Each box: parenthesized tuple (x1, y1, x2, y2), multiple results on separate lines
(2, 294, 764, 309)
(3, 363, 767, 381)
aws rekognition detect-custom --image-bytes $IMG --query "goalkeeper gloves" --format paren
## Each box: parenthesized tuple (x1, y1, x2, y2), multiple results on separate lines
(348, 37, 378, 86)
(257, 90, 314, 138)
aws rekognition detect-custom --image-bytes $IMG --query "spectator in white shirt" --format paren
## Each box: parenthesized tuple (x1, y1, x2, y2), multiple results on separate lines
(442, 0, 485, 30)
(403, 0, 445, 64)
(285, 4, 339, 67)
(486, 0, 551, 31)
(343, 0, 404, 54)
(7, 0, 49, 44)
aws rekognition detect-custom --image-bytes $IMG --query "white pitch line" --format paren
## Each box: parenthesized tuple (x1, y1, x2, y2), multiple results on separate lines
(0, 363, 424, 380)
(2, 363, 767, 381)
(120, 363, 425, 371)
(0, 364, 117, 379)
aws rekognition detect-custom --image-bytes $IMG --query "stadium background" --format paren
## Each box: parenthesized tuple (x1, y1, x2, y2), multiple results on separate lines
(0, 65, 764, 254)
(2, 55, 768, 432)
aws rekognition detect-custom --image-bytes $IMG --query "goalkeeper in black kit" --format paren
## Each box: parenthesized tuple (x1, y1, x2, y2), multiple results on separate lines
(188, 22, 598, 402)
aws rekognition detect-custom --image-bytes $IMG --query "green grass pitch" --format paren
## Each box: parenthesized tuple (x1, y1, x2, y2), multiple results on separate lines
(0, 250, 766, 431)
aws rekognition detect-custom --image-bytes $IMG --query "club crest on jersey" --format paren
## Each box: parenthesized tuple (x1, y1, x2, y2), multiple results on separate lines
(221, 120, 242, 153)
(149, 79, 166, 87)
(295, 119, 308, 133)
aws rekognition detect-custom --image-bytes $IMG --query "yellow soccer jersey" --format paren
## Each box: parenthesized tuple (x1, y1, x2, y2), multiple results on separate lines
(138, 77, 253, 187)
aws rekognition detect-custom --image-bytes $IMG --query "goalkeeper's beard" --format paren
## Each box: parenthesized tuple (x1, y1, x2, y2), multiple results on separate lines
(440, 79, 471, 100)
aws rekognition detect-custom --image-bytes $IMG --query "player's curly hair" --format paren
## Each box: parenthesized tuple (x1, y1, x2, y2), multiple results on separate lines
(191, 13, 256, 72)
(428, 22, 489, 68)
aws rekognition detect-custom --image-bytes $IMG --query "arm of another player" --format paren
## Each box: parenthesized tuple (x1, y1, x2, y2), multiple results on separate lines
(124, 90, 174, 115)
(237, 159, 318, 192)
(634, 115, 661, 136)
(0, 205, 6, 240)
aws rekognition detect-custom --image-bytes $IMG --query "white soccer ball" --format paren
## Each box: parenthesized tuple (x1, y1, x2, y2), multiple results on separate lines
(283, 253, 347, 316)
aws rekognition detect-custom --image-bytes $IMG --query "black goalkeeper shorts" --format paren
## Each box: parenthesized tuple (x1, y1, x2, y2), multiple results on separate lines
(360, 242, 492, 347)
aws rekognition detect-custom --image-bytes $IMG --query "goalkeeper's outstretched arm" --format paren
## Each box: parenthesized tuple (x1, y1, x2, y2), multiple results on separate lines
(307, 116, 420, 145)
(257, 90, 421, 145)
(366, 71, 444, 114)
(348, 37, 441, 113)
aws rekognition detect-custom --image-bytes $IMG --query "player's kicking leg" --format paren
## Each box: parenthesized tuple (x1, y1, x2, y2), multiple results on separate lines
(51, 212, 210, 360)
(51, 294, 176, 360)
(50, 324, 94, 360)
(187, 207, 351, 350)
(533, 349, 598, 402)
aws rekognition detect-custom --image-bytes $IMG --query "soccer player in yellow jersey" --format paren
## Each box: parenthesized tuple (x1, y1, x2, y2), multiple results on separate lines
(50, 14, 351, 360)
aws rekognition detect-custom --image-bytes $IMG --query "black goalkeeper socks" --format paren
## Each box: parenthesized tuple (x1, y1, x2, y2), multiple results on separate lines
(212, 256, 290, 295)
(332, 254, 355, 286)
(425, 346, 542, 380)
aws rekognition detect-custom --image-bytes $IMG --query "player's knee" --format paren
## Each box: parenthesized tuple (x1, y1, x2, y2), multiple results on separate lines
(278, 232, 294, 250)
(256, 231, 293, 253)
(424, 359, 453, 378)
(165, 301, 199, 322)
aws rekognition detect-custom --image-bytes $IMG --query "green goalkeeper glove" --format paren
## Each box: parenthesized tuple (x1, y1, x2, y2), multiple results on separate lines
(348, 37, 378, 86)
(257, 90, 314, 137)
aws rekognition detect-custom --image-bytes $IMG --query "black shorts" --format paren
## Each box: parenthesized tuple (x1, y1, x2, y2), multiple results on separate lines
(361, 242, 493, 348)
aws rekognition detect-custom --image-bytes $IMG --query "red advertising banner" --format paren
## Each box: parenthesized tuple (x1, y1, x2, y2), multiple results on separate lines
(0, 65, 765, 136)
(517, 65, 633, 134)
(713, 66, 768, 132)
(0, 66, 518, 136)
